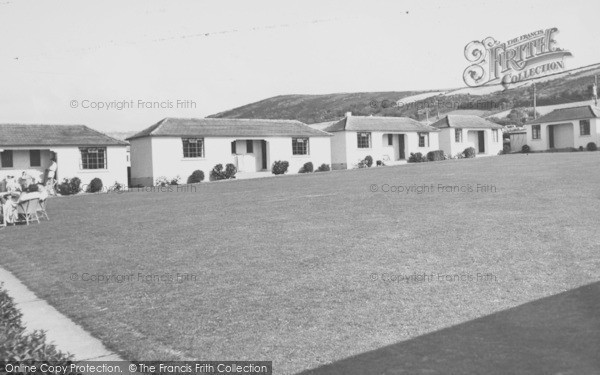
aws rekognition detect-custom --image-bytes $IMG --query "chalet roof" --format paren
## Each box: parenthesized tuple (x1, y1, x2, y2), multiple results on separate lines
(128, 118, 330, 140)
(430, 115, 503, 129)
(0, 124, 128, 147)
(526, 105, 600, 125)
(322, 116, 439, 133)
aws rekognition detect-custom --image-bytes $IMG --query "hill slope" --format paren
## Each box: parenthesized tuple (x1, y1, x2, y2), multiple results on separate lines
(209, 64, 600, 124)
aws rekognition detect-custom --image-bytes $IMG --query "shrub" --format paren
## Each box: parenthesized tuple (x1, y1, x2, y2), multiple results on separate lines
(0, 284, 73, 362)
(111, 181, 124, 192)
(364, 155, 373, 167)
(586, 142, 597, 151)
(426, 150, 445, 162)
(454, 152, 465, 159)
(408, 152, 426, 163)
(210, 164, 235, 180)
(187, 170, 205, 184)
(225, 163, 237, 179)
(170, 176, 181, 185)
(357, 159, 368, 168)
(578, 146, 584, 151)
(210, 165, 225, 180)
(299, 162, 314, 173)
(57, 177, 81, 195)
(376, 160, 386, 166)
(522, 144, 530, 153)
(503, 144, 511, 154)
(155, 176, 170, 187)
(271, 160, 289, 175)
(87, 177, 103, 193)
(315, 163, 330, 172)
(463, 147, 477, 158)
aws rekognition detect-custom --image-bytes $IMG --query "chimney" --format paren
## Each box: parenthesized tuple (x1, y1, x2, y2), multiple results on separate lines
(345, 111, 352, 117)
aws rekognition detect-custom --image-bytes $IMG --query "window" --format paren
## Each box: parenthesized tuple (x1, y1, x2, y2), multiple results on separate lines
(532, 125, 541, 139)
(30, 150, 41, 167)
(492, 129, 499, 142)
(418, 133, 429, 147)
(357, 132, 371, 148)
(292, 137, 309, 155)
(455, 128, 463, 143)
(580, 120, 590, 135)
(80, 147, 106, 169)
(0, 150, 13, 168)
(182, 138, 204, 158)
(231, 141, 237, 154)
(387, 134, 393, 146)
(246, 140, 254, 153)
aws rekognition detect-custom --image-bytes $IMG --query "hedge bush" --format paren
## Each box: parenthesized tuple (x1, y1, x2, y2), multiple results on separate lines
(187, 170, 205, 184)
(299, 162, 313, 173)
(315, 163, 330, 172)
(57, 177, 81, 196)
(463, 147, 476, 158)
(364, 155, 373, 167)
(225, 163, 237, 179)
(210, 164, 237, 180)
(408, 152, 426, 163)
(0, 284, 73, 362)
(587, 142, 598, 151)
(522, 144, 530, 153)
(426, 150, 445, 162)
(87, 178, 103, 193)
(271, 160, 289, 175)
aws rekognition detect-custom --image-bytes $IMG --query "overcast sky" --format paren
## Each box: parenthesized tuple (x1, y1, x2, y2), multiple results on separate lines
(1, 0, 599, 131)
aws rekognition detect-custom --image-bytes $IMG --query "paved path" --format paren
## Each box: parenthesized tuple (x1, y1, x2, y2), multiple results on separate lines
(0, 266, 124, 361)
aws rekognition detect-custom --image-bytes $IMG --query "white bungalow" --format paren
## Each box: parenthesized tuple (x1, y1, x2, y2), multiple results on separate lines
(127, 118, 332, 186)
(0, 124, 129, 188)
(430, 115, 503, 157)
(321, 113, 440, 169)
(524, 105, 600, 151)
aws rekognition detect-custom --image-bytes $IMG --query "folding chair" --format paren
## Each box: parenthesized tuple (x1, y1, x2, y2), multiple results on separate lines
(17, 198, 40, 225)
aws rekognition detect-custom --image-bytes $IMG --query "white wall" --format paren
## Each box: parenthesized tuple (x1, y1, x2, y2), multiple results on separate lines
(130, 137, 153, 186)
(132, 135, 332, 186)
(54, 146, 128, 187)
(337, 131, 439, 168)
(330, 132, 347, 170)
(0, 146, 128, 189)
(268, 136, 331, 174)
(439, 128, 502, 156)
(526, 118, 600, 151)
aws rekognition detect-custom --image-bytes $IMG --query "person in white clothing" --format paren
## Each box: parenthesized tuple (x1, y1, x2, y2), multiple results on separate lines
(47, 157, 58, 195)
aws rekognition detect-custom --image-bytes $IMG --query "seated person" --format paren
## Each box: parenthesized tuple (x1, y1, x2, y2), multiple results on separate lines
(19, 172, 34, 190)
(6, 176, 22, 194)
(1, 191, 19, 224)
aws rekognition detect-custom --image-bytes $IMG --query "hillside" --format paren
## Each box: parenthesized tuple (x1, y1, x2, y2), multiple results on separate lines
(209, 64, 600, 124)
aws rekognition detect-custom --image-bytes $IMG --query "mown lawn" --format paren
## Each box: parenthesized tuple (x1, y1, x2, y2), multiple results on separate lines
(2, 152, 600, 374)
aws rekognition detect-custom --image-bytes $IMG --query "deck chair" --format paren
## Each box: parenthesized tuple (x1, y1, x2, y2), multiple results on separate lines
(17, 198, 40, 225)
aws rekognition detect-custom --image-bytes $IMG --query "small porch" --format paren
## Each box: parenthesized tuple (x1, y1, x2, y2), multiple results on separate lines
(466, 129, 487, 154)
(381, 133, 407, 162)
(230, 139, 269, 173)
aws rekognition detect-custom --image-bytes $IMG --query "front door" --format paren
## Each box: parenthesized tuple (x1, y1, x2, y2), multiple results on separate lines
(261, 140, 267, 170)
(478, 131, 485, 153)
(398, 135, 405, 159)
(548, 126, 555, 148)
